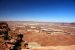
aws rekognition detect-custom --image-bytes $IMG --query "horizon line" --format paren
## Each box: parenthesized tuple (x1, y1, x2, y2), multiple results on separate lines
(0, 20, 75, 23)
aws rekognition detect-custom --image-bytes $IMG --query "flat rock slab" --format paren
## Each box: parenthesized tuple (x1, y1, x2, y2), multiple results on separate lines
(21, 45, 75, 50)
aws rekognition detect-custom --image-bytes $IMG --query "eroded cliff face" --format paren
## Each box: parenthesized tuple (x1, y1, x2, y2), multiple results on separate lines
(0, 21, 75, 50)
(0, 22, 10, 50)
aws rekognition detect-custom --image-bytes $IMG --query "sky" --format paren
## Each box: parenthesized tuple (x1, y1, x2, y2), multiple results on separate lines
(0, 0, 75, 22)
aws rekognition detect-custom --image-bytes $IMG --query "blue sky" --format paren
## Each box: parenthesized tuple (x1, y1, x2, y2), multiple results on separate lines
(0, 0, 75, 22)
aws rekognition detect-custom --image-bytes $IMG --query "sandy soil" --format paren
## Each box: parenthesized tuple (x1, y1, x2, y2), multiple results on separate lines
(22, 45, 75, 50)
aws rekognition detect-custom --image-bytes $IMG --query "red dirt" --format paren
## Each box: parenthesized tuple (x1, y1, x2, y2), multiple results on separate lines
(24, 31, 75, 46)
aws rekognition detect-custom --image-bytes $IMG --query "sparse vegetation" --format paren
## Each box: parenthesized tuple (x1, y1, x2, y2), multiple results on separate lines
(0, 21, 75, 50)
